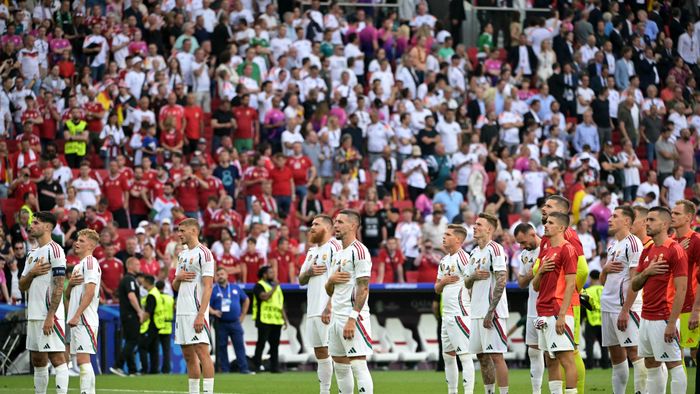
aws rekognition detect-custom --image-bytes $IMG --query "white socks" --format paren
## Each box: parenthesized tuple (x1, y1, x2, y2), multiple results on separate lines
(188, 378, 200, 394)
(458, 354, 475, 394)
(34, 364, 49, 394)
(485, 383, 495, 394)
(317, 357, 333, 394)
(612, 362, 629, 394)
(632, 359, 647, 394)
(528, 347, 544, 394)
(79, 363, 95, 394)
(203, 378, 214, 393)
(548, 380, 563, 394)
(498, 387, 508, 394)
(444, 354, 459, 394)
(646, 366, 665, 393)
(334, 362, 354, 394)
(669, 365, 687, 394)
(350, 359, 373, 394)
(55, 363, 69, 394)
(564, 389, 577, 394)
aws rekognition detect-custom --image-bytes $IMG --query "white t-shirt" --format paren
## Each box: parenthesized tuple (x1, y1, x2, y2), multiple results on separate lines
(112, 33, 130, 68)
(499, 111, 522, 145)
(576, 87, 595, 115)
(83, 35, 108, 67)
(192, 61, 210, 93)
(663, 176, 686, 208)
(344, 43, 364, 76)
(437, 249, 471, 317)
(467, 241, 509, 319)
(23, 241, 66, 321)
(395, 221, 421, 259)
(330, 240, 372, 321)
(300, 238, 342, 317)
(497, 169, 524, 203)
(636, 181, 660, 206)
(436, 121, 461, 154)
(601, 234, 643, 313)
(366, 122, 394, 153)
(72, 177, 101, 208)
(67, 255, 101, 328)
(401, 158, 428, 188)
(451, 152, 476, 186)
(517, 246, 540, 317)
(523, 171, 546, 206)
(175, 244, 215, 316)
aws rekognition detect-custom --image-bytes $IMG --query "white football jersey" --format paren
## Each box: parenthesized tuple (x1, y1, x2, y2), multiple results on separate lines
(601, 234, 643, 313)
(23, 241, 66, 321)
(67, 255, 101, 328)
(467, 241, 509, 319)
(436, 248, 471, 317)
(301, 238, 342, 317)
(175, 244, 215, 316)
(330, 240, 372, 320)
(517, 247, 540, 318)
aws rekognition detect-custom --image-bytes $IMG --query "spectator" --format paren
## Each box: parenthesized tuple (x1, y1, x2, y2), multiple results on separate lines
(137, 274, 161, 375)
(402, 145, 429, 202)
(99, 243, 123, 301)
(655, 126, 678, 183)
(252, 265, 287, 373)
(661, 166, 687, 208)
(109, 257, 144, 377)
(375, 237, 405, 284)
(240, 238, 265, 284)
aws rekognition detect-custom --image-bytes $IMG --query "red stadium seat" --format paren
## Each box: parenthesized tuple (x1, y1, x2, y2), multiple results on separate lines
(5, 140, 19, 154)
(507, 214, 520, 226)
(321, 199, 334, 214)
(467, 47, 478, 69)
(405, 271, 419, 283)
(393, 200, 414, 212)
(117, 228, 135, 240)
(1, 198, 21, 228)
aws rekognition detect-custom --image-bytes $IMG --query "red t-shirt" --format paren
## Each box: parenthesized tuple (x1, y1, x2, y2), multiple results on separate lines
(84, 102, 104, 133)
(99, 257, 124, 293)
(128, 178, 151, 215)
(243, 166, 269, 197)
(183, 106, 203, 140)
(270, 250, 297, 283)
(38, 106, 57, 140)
(217, 254, 241, 283)
(86, 217, 106, 234)
(96, 210, 113, 225)
(232, 106, 257, 139)
(539, 227, 583, 307)
(287, 156, 313, 185)
(269, 165, 293, 197)
(160, 129, 183, 149)
(240, 251, 265, 283)
(376, 248, 405, 283)
(102, 174, 128, 211)
(176, 177, 201, 212)
(211, 208, 244, 241)
(20, 109, 42, 135)
(140, 258, 161, 277)
(637, 238, 688, 320)
(416, 255, 439, 283)
(93, 245, 105, 261)
(159, 104, 185, 132)
(13, 180, 36, 202)
(672, 230, 700, 313)
(535, 242, 578, 317)
(198, 176, 223, 210)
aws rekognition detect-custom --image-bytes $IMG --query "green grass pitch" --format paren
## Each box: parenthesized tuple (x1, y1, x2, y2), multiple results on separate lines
(0, 368, 695, 393)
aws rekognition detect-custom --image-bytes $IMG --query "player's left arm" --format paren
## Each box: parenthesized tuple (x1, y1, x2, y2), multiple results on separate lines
(45, 252, 67, 334)
(665, 246, 687, 342)
(67, 264, 98, 327)
(484, 251, 507, 329)
(555, 273, 576, 335)
(344, 275, 369, 340)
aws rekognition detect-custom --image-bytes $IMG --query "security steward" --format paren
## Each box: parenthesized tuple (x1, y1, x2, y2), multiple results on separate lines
(110, 257, 145, 377)
(209, 267, 252, 374)
(63, 107, 88, 168)
(156, 280, 174, 374)
(138, 274, 163, 374)
(252, 266, 288, 373)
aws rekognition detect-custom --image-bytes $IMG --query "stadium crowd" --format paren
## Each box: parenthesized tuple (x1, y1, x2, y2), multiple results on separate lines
(0, 0, 700, 304)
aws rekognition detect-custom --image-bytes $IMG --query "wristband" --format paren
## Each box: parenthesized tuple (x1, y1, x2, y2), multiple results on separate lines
(349, 310, 359, 320)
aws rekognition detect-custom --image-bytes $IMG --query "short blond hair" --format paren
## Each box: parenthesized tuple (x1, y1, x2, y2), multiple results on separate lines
(178, 218, 199, 230)
(77, 228, 99, 244)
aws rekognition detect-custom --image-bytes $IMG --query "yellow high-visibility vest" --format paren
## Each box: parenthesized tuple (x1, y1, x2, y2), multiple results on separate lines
(64, 120, 87, 156)
(140, 287, 164, 333)
(159, 293, 174, 335)
(585, 284, 604, 327)
(252, 280, 284, 326)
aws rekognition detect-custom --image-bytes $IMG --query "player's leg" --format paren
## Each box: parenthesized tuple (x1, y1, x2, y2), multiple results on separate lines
(195, 343, 215, 393)
(71, 324, 97, 394)
(555, 351, 578, 393)
(526, 317, 544, 394)
(441, 318, 459, 394)
(489, 317, 509, 393)
(309, 317, 332, 394)
(181, 345, 201, 394)
(666, 360, 686, 394)
(48, 351, 69, 394)
(329, 322, 354, 394)
(603, 311, 629, 394)
(546, 356, 564, 394)
(654, 319, 685, 393)
(76, 353, 95, 394)
(349, 316, 374, 394)
(31, 351, 50, 394)
(476, 354, 496, 394)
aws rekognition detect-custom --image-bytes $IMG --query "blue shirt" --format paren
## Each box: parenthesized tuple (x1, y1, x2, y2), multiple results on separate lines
(210, 283, 247, 322)
(573, 123, 600, 153)
(433, 190, 464, 222)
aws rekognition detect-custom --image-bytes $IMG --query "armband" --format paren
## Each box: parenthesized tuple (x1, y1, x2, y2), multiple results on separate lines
(52, 267, 66, 277)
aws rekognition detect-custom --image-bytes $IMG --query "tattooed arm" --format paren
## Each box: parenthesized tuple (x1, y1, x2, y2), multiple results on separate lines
(43, 275, 65, 335)
(353, 277, 370, 313)
(483, 271, 507, 329)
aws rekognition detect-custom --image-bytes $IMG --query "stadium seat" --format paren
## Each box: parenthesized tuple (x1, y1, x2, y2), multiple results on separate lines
(384, 318, 428, 364)
(417, 314, 439, 362)
(393, 200, 413, 212)
(405, 271, 419, 283)
(504, 312, 525, 361)
(279, 324, 310, 365)
(368, 314, 399, 364)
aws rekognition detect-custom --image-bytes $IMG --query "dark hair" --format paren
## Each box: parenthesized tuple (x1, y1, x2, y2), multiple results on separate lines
(156, 281, 165, 291)
(546, 195, 571, 212)
(590, 270, 601, 280)
(615, 206, 636, 223)
(142, 275, 155, 285)
(649, 206, 672, 219)
(513, 223, 535, 236)
(446, 224, 467, 240)
(338, 209, 361, 225)
(549, 211, 570, 227)
(258, 265, 272, 279)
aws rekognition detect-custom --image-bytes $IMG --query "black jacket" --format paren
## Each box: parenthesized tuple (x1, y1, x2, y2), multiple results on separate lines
(548, 73, 566, 102)
(508, 45, 539, 75)
(637, 57, 659, 92)
(467, 99, 484, 125)
(553, 35, 574, 66)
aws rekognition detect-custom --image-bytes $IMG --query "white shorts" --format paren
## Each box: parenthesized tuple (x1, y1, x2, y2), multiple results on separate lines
(175, 314, 212, 346)
(525, 316, 539, 346)
(602, 310, 641, 347)
(328, 315, 373, 358)
(468, 317, 508, 354)
(26, 319, 67, 352)
(70, 323, 99, 355)
(306, 316, 330, 349)
(441, 315, 471, 355)
(638, 318, 682, 362)
(536, 315, 576, 358)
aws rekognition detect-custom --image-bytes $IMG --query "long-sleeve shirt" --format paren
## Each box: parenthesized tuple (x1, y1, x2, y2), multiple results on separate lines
(678, 33, 698, 65)
(574, 123, 600, 153)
